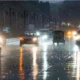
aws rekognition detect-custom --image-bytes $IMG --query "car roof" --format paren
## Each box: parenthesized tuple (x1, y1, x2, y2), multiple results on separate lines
(53, 30, 64, 32)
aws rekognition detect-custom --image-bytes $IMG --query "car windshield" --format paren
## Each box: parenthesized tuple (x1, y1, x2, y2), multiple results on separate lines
(1, 1, 80, 80)
(53, 31, 64, 35)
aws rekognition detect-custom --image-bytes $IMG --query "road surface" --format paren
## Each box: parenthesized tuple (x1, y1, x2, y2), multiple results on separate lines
(0, 38, 80, 80)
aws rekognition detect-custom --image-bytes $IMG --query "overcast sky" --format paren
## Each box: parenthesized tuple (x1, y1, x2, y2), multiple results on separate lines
(39, 0, 64, 3)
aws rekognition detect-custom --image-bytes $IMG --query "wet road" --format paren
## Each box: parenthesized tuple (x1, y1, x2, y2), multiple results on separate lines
(0, 39, 80, 80)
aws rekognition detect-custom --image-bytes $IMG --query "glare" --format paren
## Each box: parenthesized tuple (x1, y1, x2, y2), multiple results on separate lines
(54, 42, 57, 46)
(74, 35, 80, 40)
(32, 46, 38, 52)
(72, 31, 77, 36)
(33, 37, 37, 42)
(36, 31, 40, 36)
(67, 31, 72, 35)
(73, 45, 79, 52)
(42, 35, 48, 40)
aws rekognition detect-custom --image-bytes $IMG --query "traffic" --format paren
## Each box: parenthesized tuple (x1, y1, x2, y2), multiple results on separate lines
(1, 28, 75, 48)
(1, 28, 80, 48)
(1, 1, 80, 80)
(19, 33, 38, 46)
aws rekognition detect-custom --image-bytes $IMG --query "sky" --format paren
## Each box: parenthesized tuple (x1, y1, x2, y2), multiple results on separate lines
(39, 0, 64, 3)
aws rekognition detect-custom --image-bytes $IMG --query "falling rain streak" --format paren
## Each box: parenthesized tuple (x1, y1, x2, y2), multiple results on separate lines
(19, 47, 24, 80)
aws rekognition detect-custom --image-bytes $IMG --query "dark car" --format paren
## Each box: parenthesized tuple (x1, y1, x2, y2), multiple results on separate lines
(53, 30, 65, 44)
(19, 33, 38, 46)
(75, 31, 80, 47)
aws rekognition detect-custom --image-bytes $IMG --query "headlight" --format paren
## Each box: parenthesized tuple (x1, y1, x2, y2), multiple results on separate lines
(54, 42, 57, 46)
(73, 45, 79, 52)
(36, 31, 40, 36)
(0, 37, 3, 43)
(20, 37, 24, 41)
(67, 31, 72, 35)
(72, 31, 77, 36)
(74, 35, 80, 40)
(33, 37, 37, 42)
(42, 35, 48, 39)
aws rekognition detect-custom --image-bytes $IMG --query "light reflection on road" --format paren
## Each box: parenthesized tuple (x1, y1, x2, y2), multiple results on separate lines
(72, 47, 80, 80)
(0, 49, 1, 80)
(32, 46, 38, 80)
(42, 45, 48, 80)
(19, 47, 24, 80)
(76, 51, 80, 80)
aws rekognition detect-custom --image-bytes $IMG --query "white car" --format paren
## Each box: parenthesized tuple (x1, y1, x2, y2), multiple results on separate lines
(36, 29, 52, 42)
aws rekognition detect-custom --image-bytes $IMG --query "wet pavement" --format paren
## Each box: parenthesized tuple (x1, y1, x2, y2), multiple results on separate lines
(0, 41, 80, 80)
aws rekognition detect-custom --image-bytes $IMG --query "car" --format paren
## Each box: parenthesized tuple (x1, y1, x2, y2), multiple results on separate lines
(36, 29, 52, 42)
(19, 33, 38, 46)
(52, 30, 65, 44)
